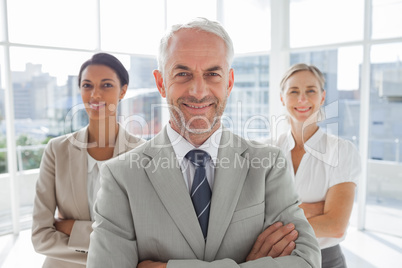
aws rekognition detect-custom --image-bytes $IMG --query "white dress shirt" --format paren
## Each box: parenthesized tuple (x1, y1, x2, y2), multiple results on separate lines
(166, 123, 222, 192)
(87, 153, 107, 221)
(275, 127, 361, 249)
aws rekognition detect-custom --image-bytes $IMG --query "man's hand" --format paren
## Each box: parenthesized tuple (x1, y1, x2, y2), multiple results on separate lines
(137, 260, 167, 268)
(246, 222, 298, 261)
(54, 218, 75, 236)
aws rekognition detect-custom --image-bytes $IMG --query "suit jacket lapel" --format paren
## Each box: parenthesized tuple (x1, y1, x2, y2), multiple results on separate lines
(67, 127, 91, 220)
(144, 128, 206, 259)
(205, 129, 249, 261)
(113, 124, 131, 157)
(113, 123, 144, 157)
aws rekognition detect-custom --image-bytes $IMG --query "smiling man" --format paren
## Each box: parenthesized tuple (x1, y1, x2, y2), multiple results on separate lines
(87, 18, 320, 268)
(154, 27, 232, 144)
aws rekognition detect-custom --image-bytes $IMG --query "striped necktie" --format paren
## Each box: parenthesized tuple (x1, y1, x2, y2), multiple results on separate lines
(186, 149, 211, 239)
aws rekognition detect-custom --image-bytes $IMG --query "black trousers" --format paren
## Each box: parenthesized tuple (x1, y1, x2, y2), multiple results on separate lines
(321, 244, 347, 268)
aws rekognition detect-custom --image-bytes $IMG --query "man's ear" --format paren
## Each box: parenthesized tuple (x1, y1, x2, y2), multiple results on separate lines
(153, 70, 166, 98)
(226, 68, 235, 96)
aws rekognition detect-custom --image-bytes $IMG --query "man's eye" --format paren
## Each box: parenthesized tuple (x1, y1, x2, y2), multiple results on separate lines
(104, 83, 113, 88)
(177, 72, 189, 76)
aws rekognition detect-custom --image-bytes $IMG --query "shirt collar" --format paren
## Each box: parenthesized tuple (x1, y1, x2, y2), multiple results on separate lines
(285, 127, 324, 151)
(87, 153, 98, 173)
(87, 152, 108, 172)
(304, 127, 324, 149)
(286, 130, 296, 151)
(166, 122, 222, 167)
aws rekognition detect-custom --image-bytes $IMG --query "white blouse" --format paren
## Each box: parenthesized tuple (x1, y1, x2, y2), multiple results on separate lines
(87, 153, 107, 221)
(275, 128, 361, 249)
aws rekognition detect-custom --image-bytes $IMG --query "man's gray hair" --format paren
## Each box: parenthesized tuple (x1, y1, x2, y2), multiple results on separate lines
(156, 17, 234, 74)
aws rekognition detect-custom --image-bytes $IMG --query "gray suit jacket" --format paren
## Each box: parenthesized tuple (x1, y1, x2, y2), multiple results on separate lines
(88, 127, 321, 267)
(32, 125, 145, 268)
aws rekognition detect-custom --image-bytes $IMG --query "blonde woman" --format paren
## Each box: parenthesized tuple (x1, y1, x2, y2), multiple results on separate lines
(32, 53, 145, 267)
(275, 63, 361, 268)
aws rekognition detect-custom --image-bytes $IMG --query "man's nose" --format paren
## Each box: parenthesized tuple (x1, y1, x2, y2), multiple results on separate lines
(189, 76, 209, 100)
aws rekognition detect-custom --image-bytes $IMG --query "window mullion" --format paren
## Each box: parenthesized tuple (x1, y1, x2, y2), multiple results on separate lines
(1, 0, 20, 235)
(357, 0, 373, 231)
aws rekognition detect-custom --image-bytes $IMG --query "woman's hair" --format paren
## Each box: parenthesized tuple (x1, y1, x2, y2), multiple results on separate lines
(280, 63, 325, 92)
(78, 53, 129, 87)
(156, 17, 234, 74)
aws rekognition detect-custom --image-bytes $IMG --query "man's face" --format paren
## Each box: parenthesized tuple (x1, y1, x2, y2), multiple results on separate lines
(154, 28, 234, 137)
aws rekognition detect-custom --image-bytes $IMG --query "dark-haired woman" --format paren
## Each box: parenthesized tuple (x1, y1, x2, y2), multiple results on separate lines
(32, 53, 145, 267)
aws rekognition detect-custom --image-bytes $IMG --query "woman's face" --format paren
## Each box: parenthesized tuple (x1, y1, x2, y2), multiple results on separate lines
(281, 70, 326, 124)
(80, 64, 127, 121)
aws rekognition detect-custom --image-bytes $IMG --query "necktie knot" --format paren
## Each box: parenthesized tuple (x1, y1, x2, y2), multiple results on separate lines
(185, 150, 210, 168)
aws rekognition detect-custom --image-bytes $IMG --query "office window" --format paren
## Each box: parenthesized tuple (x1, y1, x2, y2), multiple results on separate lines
(0, 46, 6, 175)
(166, 0, 217, 26)
(366, 43, 402, 237)
(219, 0, 271, 139)
(372, 0, 402, 39)
(222, 0, 271, 53)
(119, 55, 161, 140)
(100, 0, 165, 54)
(226, 55, 270, 139)
(290, 0, 364, 47)
(10, 47, 93, 171)
(120, 90, 162, 140)
(0, 45, 12, 234)
(7, 0, 97, 49)
(369, 43, 402, 162)
(0, 123, 5, 174)
(0, 3, 4, 42)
